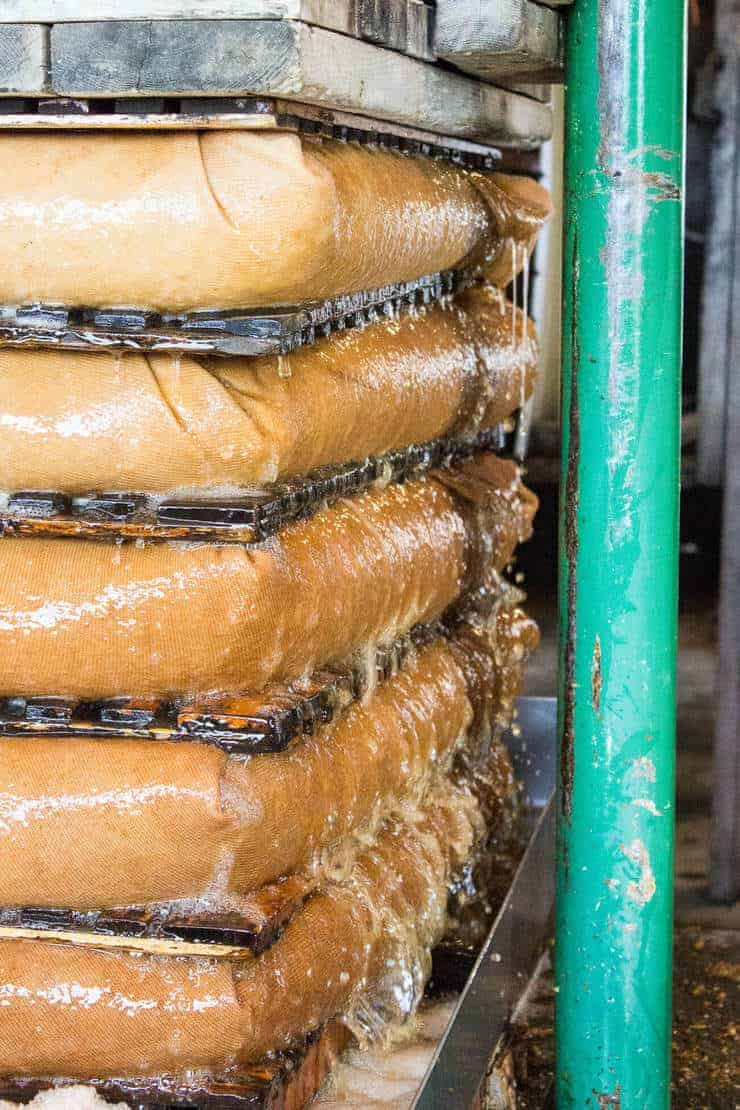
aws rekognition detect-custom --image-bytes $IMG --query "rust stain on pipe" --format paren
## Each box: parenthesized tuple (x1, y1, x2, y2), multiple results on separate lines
(638, 171, 681, 201)
(594, 1086, 622, 1108)
(591, 634, 603, 717)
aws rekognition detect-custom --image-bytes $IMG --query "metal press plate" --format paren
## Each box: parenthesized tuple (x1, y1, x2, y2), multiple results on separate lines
(0, 268, 474, 359)
(0, 426, 506, 543)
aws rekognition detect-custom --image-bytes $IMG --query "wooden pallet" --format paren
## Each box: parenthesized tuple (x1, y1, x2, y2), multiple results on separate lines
(0, 0, 564, 77)
(435, 0, 563, 83)
(0, 16, 553, 146)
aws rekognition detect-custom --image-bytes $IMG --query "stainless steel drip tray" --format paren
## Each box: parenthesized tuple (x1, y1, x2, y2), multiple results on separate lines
(413, 695, 556, 1109)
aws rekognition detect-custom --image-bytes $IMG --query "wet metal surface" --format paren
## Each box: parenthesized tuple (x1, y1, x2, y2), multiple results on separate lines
(412, 696, 556, 1108)
(0, 269, 470, 359)
(0, 428, 505, 544)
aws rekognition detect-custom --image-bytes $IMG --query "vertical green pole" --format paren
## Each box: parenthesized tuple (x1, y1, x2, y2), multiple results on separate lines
(556, 0, 686, 1105)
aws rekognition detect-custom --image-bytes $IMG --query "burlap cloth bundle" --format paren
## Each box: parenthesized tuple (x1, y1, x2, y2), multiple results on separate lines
(0, 784, 479, 1078)
(0, 134, 550, 1092)
(0, 601, 539, 1078)
(0, 603, 538, 913)
(0, 458, 536, 700)
(0, 286, 536, 496)
(0, 132, 551, 311)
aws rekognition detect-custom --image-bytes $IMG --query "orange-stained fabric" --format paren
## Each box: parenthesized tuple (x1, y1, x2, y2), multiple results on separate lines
(0, 463, 536, 699)
(0, 786, 476, 1078)
(0, 639, 473, 910)
(0, 293, 536, 496)
(0, 133, 548, 312)
(234, 788, 478, 1062)
(457, 282, 538, 423)
(0, 939, 245, 1078)
(474, 172, 554, 288)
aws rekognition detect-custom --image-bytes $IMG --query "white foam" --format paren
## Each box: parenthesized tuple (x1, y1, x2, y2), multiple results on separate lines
(0, 1086, 127, 1109)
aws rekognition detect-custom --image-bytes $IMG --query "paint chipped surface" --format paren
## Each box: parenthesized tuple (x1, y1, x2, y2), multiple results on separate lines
(594, 1084, 622, 1108)
(632, 797, 662, 816)
(621, 839, 656, 906)
(556, 0, 683, 1098)
(632, 756, 657, 782)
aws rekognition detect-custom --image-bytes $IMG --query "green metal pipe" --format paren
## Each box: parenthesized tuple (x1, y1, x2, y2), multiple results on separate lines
(555, 0, 686, 1105)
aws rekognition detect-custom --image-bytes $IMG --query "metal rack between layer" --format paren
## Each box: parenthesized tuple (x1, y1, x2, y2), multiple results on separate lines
(0, 267, 475, 359)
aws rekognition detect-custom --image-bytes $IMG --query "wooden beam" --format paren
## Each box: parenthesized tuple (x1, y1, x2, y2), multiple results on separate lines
(0, 23, 46, 94)
(434, 0, 563, 83)
(46, 21, 551, 145)
(1, 0, 338, 17)
(496, 81, 553, 102)
(1, 0, 435, 59)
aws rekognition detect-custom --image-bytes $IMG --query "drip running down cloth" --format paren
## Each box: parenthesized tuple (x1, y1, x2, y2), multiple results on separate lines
(0, 609, 537, 912)
(0, 286, 537, 496)
(0, 785, 479, 1079)
(0, 133, 552, 311)
(0, 458, 537, 700)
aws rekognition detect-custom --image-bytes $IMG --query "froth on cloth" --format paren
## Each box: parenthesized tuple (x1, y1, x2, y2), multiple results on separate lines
(0, 460, 537, 700)
(0, 288, 537, 496)
(0, 132, 551, 311)
(0, 784, 479, 1078)
(0, 639, 470, 909)
(0, 606, 537, 913)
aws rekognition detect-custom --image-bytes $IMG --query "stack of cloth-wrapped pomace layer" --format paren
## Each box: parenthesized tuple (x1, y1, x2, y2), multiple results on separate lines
(0, 128, 550, 1102)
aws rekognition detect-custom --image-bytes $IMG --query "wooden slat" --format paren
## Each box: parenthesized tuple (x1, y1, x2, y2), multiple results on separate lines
(0, 924, 256, 960)
(496, 80, 552, 103)
(1, 0, 434, 60)
(0, 23, 46, 94)
(42, 20, 550, 146)
(1, 0, 338, 18)
(434, 0, 562, 83)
